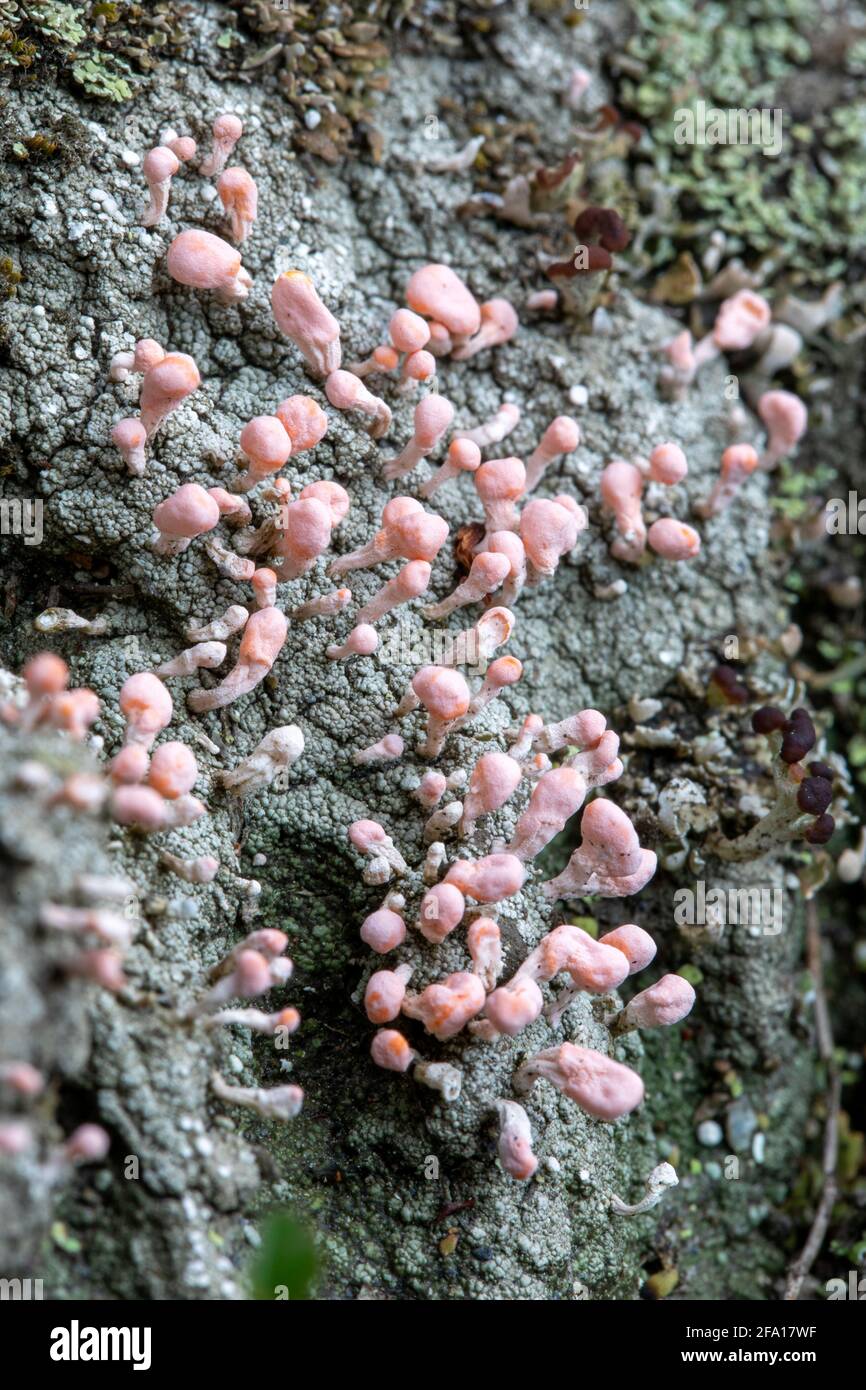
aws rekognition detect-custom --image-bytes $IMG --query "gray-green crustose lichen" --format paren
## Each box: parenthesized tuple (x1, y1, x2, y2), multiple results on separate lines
(619, 0, 866, 285)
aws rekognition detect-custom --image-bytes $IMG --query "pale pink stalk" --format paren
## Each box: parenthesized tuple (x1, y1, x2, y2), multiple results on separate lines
(467, 916, 502, 990)
(495, 1100, 538, 1181)
(383, 395, 454, 480)
(423, 551, 510, 620)
(461, 751, 522, 835)
(251, 567, 278, 609)
(506, 766, 588, 860)
(152, 483, 220, 556)
(141, 145, 179, 227)
(456, 402, 520, 450)
(695, 443, 759, 518)
(757, 390, 807, 470)
(326, 623, 378, 660)
(353, 733, 405, 765)
(188, 607, 288, 711)
(119, 672, 172, 749)
(217, 166, 258, 242)
(475, 456, 526, 533)
(111, 417, 147, 475)
(412, 666, 471, 757)
(420, 437, 481, 498)
(600, 460, 646, 563)
(484, 530, 527, 607)
(325, 369, 391, 438)
(524, 415, 580, 491)
(288, 588, 351, 621)
(451, 297, 518, 360)
(357, 560, 431, 623)
(330, 499, 448, 577)
(234, 415, 292, 492)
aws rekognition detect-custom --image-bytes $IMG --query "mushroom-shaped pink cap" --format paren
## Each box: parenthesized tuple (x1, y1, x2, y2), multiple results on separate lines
(153, 483, 221, 540)
(148, 741, 198, 799)
(757, 390, 807, 454)
(406, 263, 481, 338)
(475, 456, 526, 504)
(448, 438, 482, 471)
(217, 167, 258, 241)
(370, 1029, 414, 1072)
(111, 784, 169, 830)
(412, 394, 454, 447)
(648, 442, 688, 485)
(275, 395, 329, 453)
(365, 968, 411, 1024)
(599, 923, 657, 974)
(411, 666, 471, 719)
(299, 479, 350, 525)
(713, 289, 771, 350)
(24, 651, 68, 695)
(240, 415, 292, 474)
(520, 496, 587, 573)
(518, 1043, 644, 1121)
(417, 882, 465, 944)
(119, 672, 173, 746)
(360, 907, 406, 954)
(389, 308, 431, 352)
(143, 145, 179, 184)
(392, 509, 449, 562)
(621, 973, 696, 1029)
(463, 751, 522, 823)
(485, 976, 543, 1036)
(444, 852, 525, 902)
(647, 517, 701, 561)
(139, 352, 200, 437)
(402, 971, 486, 1040)
(167, 229, 247, 296)
(579, 798, 644, 875)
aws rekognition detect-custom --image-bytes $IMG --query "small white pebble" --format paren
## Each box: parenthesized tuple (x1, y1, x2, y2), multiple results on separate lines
(121, 148, 140, 167)
(568, 384, 589, 408)
(697, 1120, 723, 1147)
(305, 109, 322, 130)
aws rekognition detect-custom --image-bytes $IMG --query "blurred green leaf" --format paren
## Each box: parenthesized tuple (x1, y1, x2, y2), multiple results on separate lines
(250, 1212, 317, 1301)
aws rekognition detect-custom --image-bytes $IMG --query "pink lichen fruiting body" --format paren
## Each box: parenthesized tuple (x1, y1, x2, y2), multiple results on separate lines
(274, 395, 329, 454)
(167, 229, 252, 304)
(384, 395, 454, 480)
(600, 460, 646, 564)
(411, 665, 471, 758)
(599, 923, 657, 974)
(141, 145, 179, 227)
(524, 416, 580, 492)
(451, 297, 519, 360)
(444, 852, 525, 903)
(187, 607, 288, 711)
(152, 483, 220, 556)
(405, 263, 481, 342)
(325, 369, 391, 439)
(402, 971, 486, 1040)
(272, 271, 342, 378)
(217, 167, 258, 243)
(200, 113, 243, 177)
(647, 517, 702, 560)
(461, 751, 523, 835)
(520, 495, 587, 576)
(148, 741, 198, 799)
(757, 390, 808, 470)
(417, 882, 466, 944)
(370, 1029, 414, 1072)
(514, 1042, 645, 1121)
(111, 418, 147, 476)
(119, 672, 172, 749)
(139, 353, 201, 438)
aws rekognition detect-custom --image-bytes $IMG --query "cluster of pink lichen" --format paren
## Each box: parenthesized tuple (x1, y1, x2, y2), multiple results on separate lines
(3, 101, 816, 1175)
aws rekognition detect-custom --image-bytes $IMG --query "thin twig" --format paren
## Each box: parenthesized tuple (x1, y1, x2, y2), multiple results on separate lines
(784, 897, 840, 1301)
